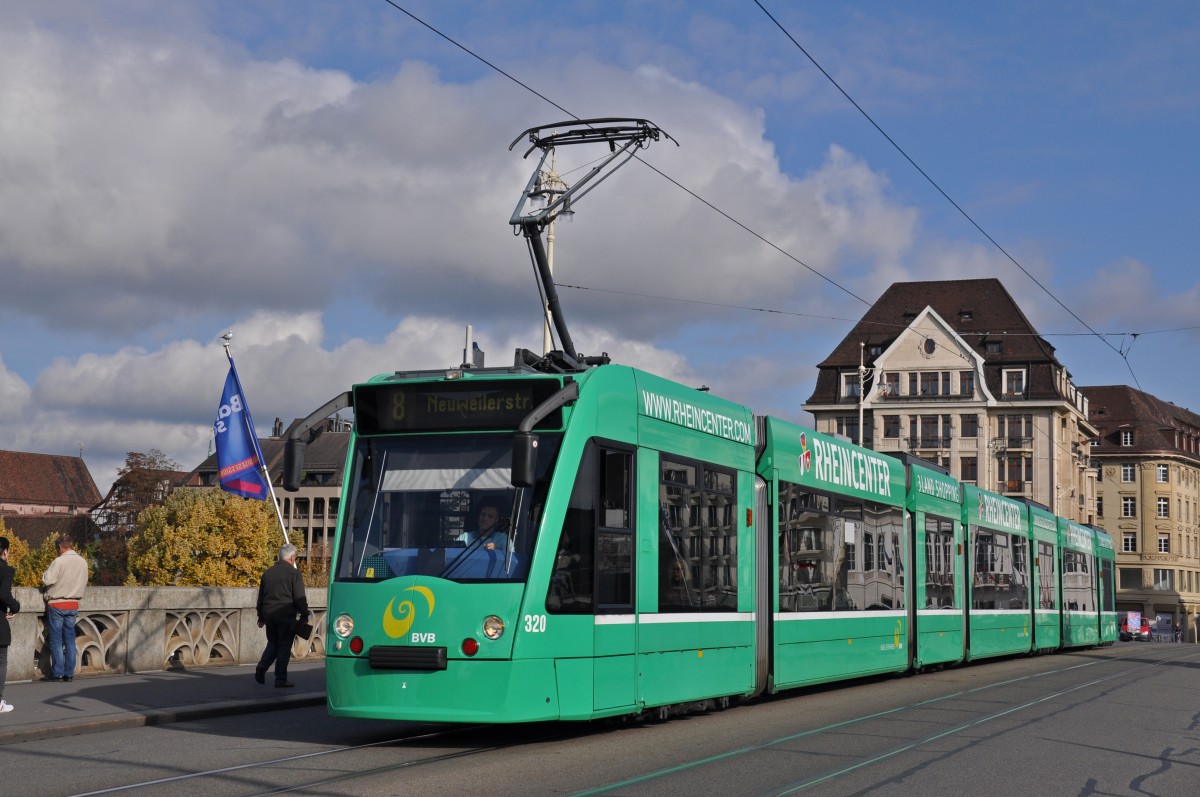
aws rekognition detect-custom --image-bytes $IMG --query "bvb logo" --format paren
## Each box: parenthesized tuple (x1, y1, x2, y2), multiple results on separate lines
(383, 586, 436, 638)
(798, 433, 812, 475)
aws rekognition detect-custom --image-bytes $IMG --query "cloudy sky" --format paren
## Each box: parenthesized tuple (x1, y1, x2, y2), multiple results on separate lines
(2, 1, 1198, 495)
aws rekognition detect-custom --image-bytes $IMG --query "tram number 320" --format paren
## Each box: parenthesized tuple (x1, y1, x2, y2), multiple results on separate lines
(524, 614, 548, 633)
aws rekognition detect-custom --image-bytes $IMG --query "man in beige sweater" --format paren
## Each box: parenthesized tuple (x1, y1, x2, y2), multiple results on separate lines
(42, 536, 89, 682)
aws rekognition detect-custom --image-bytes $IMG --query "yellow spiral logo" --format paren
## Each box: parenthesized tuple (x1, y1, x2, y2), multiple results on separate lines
(894, 619, 903, 649)
(382, 586, 436, 638)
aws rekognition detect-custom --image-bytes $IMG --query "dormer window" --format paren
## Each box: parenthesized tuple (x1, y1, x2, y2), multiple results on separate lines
(842, 372, 861, 399)
(866, 344, 883, 357)
(985, 341, 1003, 354)
(1121, 430, 1134, 447)
(1003, 369, 1026, 396)
(959, 310, 974, 321)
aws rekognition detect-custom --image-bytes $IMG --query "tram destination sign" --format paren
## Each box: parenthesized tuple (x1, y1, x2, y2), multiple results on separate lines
(355, 379, 563, 433)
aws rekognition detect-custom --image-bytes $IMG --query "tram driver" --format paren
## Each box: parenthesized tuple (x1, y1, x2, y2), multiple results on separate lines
(457, 498, 510, 551)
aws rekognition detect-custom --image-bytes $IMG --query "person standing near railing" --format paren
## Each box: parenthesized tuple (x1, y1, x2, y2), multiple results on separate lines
(0, 537, 19, 713)
(41, 536, 88, 683)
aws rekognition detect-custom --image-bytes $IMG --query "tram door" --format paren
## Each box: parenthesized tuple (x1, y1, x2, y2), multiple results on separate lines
(591, 445, 637, 712)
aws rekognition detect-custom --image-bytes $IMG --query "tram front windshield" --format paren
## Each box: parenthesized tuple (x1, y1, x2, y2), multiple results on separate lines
(335, 434, 561, 584)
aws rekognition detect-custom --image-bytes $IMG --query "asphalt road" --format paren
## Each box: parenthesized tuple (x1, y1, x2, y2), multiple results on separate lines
(4, 641, 1196, 797)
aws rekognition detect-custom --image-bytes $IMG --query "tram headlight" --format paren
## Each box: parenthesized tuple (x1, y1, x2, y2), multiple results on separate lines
(333, 613, 354, 638)
(482, 615, 505, 640)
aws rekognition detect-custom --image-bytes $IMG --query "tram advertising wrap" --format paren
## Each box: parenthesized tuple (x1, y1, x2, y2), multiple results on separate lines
(291, 362, 1115, 725)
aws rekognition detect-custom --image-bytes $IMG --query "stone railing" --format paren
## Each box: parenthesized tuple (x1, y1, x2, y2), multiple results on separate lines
(4, 586, 325, 683)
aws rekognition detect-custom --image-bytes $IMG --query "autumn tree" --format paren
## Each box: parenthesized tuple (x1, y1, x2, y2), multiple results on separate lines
(92, 449, 183, 584)
(126, 488, 286, 586)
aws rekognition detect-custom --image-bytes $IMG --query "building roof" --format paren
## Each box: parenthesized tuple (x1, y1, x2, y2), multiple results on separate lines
(1082, 384, 1200, 461)
(189, 418, 350, 489)
(0, 450, 102, 509)
(818, 278, 1059, 368)
(2, 513, 102, 548)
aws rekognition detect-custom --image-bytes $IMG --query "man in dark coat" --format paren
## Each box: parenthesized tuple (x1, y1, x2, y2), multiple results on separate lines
(255, 542, 309, 688)
(0, 536, 20, 712)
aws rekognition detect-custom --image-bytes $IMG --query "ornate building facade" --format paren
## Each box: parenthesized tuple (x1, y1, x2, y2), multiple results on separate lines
(1082, 385, 1200, 639)
(804, 278, 1097, 523)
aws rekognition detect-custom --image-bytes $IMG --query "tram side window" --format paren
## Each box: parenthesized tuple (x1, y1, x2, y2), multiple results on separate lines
(1062, 550, 1094, 611)
(1100, 559, 1115, 612)
(548, 442, 634, 614)
(659, 456, 737, 612)
(924, 516, 956, 608)
(971, 527, 1029, 610)
(857, 502, 905, 611)
(596, 449, 634, 611)
(1037, 541, 1057, 609)
(550, 444, 598, 614)
(777, 484, 903, 613)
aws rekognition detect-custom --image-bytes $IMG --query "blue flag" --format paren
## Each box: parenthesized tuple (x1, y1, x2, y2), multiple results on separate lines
(214, 356, 270, 500)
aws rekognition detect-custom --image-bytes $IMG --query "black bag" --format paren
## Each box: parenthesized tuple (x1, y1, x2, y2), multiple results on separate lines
(292, 619, 314, 640)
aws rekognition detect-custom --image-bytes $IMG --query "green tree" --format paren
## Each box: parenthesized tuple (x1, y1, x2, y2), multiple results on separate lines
(126, 489, 285, 586)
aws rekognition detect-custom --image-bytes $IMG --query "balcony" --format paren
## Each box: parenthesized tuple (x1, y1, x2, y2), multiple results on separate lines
(906, 436, 952, 450)
(1004, 436, 1033, 450)
(878, 390, 974, 403)
(998, 480, 1032, 495)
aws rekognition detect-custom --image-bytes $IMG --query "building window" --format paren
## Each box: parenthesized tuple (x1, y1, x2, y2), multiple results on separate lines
(867, 344, 882, 357)
(881, 372, 900, 397)
(1003, 369, 1025, 396)
(1157, 464, 1169, 483)
(1158, 533, 1170, 553)
(1153, 568, 1174, 591)
(1158, 497, 1170, 519)
(960, 457, 977, 483)
(960, 371, 975, 396)
(1121, 430, 1134, 446)
(1122, 532, 1136, 553)
(1122, 496, 1137, 518)
(998, 414, 1033, 446)
(1096, 496, 1103, 517)
(1121, 464, 1136, 482)
(836, 416, 860, 443)
(961, 414, 978, 438)
(985, 341, 1002, 354)
(919, 372, 939, 396)
(842, 373, 860, 399)
(1119, 568, 1141, 590)
(883, 415, 900, 438)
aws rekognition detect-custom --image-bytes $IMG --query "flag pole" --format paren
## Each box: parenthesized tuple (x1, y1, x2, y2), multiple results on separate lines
(223, 337, 290, 545)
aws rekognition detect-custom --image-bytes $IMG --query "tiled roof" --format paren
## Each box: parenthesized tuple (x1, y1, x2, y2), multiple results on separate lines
(818, 278, 1059, 367)
(2, 514, 101, 548)
(1082, 384, 1200, 460)
(0, 450, 102, 508)
(189, 418, 349, 488)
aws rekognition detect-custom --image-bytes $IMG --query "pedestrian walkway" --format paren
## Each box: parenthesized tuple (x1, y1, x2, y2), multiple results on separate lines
(0, 660, 325, 745)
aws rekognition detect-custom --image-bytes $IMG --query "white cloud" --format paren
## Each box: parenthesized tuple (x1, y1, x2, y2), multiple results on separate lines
(0, 359, 31, 422)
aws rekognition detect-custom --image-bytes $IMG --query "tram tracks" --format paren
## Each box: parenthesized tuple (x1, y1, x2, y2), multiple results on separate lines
(66, 721, 591, 797)
(62, 645, 1200, 797)
(572, 644, 1200, 796)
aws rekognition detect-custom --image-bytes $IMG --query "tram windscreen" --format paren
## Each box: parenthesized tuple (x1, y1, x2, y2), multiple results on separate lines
(335, 434, 561, 583)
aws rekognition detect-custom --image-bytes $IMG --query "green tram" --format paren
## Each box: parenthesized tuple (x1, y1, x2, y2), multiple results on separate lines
(284, 362, 1117, 724)
(280, 118, 1113, 723)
